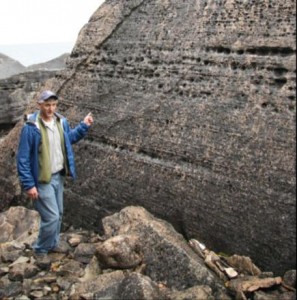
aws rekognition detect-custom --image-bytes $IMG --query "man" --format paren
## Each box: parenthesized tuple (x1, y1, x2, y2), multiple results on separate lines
(17, 90, 93, 266)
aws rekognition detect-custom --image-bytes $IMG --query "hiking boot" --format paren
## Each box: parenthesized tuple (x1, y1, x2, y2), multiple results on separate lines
(49, 241, 70, 254)
(33, 253, 51, 270)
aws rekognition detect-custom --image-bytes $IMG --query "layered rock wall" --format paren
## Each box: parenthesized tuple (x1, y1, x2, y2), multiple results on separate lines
(0, 70, 56, 127)
(0, 0, 295, 275)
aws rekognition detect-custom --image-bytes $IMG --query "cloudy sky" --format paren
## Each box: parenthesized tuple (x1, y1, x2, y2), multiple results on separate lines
(0, 0, 105, 65)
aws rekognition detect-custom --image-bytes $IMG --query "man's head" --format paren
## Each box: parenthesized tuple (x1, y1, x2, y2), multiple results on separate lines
(38, 90, 58, 122)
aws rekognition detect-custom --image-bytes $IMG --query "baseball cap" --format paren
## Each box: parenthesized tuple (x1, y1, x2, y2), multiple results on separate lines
(38, 90, 58, 103)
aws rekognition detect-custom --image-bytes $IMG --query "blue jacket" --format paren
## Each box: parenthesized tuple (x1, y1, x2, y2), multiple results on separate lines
(17, 111, 90, 191)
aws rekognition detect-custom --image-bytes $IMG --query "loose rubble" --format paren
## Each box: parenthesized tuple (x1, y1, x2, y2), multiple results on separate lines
(0, 206, 295, 299)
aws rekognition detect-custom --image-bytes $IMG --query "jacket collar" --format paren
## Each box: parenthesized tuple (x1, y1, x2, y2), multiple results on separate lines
(25, 111, 65, 124)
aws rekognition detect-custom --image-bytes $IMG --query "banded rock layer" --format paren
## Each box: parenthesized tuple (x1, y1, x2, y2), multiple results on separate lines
(0, 0, 296, 275)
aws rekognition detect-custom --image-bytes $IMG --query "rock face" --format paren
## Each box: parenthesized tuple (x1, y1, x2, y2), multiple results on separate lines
(0, 70, 57, 127)
(0, 0, 295, 275)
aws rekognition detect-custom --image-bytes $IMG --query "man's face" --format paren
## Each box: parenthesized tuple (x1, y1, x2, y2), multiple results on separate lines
(39, 99, 58, 121)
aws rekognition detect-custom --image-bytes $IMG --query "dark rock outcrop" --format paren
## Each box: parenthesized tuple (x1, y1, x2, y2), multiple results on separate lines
(0, 70, 57, 128)
(0, 0, 295, 275)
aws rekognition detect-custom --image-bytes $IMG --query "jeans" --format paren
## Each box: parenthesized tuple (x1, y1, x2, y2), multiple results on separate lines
(33, 173, 64, 253)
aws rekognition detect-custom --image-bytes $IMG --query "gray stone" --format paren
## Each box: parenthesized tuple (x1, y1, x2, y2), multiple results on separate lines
(73, 243, 97, 264)
(69, 270, 126, 299)
(33, 253, 51, 271)
(0, 250, 23, 263)
(21, 278, 33, 297)
(0, 281, 23, 298)
(167, 285, 216, 300)
(56, 277, 74, 293)
(29, 290, 45, 299)
(116, 272, 166, 300)
(66, 233, 88, 247)
(96, 234, 143, 269)
(253, 290, 296, 300)
(56, 259, 84, 278)
(15, 295, 31, 300)
(8, 260, 39, 281)
(0, 267, 9, 276)
(79, 256, 102, 282)
(283, 270, 296, 288)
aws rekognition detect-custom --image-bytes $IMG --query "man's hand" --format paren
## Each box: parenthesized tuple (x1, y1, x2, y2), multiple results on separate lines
(27, 187, 39, 200)
(84, 112, 94, 126)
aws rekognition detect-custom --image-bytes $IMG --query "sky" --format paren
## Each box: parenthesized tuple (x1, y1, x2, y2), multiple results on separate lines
(0, 0, 105, 66)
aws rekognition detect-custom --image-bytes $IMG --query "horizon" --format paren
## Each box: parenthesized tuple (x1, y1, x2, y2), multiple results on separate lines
(0, 42, 74, 67)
